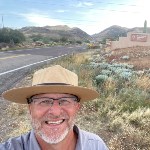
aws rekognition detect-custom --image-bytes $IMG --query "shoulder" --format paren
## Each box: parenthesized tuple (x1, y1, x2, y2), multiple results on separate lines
(80, 129, 106, 144)
(0, 131, 32, 150)
(80, 129, 100, 139)
(74, 126, 109, 150)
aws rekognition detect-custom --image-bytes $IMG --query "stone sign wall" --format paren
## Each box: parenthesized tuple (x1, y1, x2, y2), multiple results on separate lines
(111, 32, 150, 50)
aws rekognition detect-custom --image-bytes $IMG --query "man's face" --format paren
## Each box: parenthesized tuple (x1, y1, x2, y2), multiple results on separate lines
(28, 93, 80, 144)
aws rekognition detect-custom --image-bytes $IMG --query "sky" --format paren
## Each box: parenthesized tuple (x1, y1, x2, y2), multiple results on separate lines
(0, 0, 150, 35)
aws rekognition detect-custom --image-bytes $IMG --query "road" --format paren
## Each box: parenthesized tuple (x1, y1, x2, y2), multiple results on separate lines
(0, 45, 86, 94)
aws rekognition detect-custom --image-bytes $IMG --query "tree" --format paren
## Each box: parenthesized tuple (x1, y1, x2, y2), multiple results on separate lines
(9, 29, 25, 43)
(30, 34, 43, 42)
(0, 28, 25, 43)
(60, 37, 68, 42)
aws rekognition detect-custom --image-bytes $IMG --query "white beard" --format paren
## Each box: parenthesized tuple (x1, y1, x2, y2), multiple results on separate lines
(30, 114, 75, 144)
(37, 125, 70, 144)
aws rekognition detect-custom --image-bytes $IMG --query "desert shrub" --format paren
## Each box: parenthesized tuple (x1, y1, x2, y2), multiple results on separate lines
(95, 75, 109, 85)
(118, 71, 133, 80)
(108, 128, 150, 150)
(117, 88, 150, 112)
(122, 55, 130, 60)
(101, 70, 112, 76)
(0, 28, 25, 44)
(124, 108, 150, 129)
(135, 75, 150, 91)
(114, 68, 131, 74)
(89, 62, 101, 68)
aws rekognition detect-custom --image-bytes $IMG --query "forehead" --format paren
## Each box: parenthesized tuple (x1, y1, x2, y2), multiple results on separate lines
(32, 93, 75, 98)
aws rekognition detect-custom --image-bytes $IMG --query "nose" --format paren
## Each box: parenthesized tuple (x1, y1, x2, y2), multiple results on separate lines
(47, 100, 63, 116)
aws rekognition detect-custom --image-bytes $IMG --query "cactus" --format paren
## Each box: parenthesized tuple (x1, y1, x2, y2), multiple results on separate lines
(143, 20, 147, 33)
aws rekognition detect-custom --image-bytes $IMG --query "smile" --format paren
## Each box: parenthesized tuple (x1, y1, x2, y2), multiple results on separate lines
(45, 119, 65, 125)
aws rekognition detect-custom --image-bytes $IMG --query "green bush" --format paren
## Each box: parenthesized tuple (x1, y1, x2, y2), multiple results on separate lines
(0, 28, 25, 44)
(95, 74, 109, 85)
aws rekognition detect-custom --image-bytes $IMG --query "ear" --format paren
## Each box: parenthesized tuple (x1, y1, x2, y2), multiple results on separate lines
(76, 102, 81, 111)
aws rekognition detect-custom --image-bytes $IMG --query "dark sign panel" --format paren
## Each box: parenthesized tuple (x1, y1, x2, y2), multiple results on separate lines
(131, 34, 147, 42)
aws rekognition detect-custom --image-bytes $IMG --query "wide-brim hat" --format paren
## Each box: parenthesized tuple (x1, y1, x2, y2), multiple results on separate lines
(2, 65, 99, 104)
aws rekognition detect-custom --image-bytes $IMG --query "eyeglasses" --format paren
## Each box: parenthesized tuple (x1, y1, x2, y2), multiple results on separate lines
(27, 96, 80, 108)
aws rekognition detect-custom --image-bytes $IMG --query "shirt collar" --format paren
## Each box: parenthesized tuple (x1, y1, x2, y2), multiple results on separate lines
(31, 125, 82, 150)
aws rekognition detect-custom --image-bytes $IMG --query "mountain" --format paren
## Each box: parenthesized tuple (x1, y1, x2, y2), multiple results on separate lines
(20, 25, 92, 41)
(92, 25, 128, 41)
(19, 25, 150, 43)
(92, 25, 150, 41)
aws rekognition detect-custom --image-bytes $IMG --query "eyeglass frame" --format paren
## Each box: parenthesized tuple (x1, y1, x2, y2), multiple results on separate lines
(27, 94, 80, 106)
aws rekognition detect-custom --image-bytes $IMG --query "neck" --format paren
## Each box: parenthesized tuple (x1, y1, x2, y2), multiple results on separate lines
(36, 129, 77, 150)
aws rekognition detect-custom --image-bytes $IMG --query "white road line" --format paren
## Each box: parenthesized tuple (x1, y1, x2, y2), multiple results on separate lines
(0, 54, 68, 76)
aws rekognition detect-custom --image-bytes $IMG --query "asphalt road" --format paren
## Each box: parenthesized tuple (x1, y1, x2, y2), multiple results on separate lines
(0, 45, 87, 94)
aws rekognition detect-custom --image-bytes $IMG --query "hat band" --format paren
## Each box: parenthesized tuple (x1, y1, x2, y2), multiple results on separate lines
(34, 83, 71, 86)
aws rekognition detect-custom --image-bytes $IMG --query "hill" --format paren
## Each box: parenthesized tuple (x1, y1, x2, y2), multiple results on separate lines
(20, 25, 92, 42)
(19, 25, 150, 44)
(92, 25, 150, 41)
(92, 25, 128, 41)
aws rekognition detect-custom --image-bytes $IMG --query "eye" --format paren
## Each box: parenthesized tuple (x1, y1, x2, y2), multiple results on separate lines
(40, 100, 50, 104)
(59, 99, 71, 105)
(38, 98, 53, 105)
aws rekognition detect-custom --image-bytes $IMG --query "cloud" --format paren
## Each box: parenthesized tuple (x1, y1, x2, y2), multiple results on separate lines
(21, 13, 65, 26)
(18, 1, 150, 35)
(74, 1, 150, 34)
(76, 2, 94, 7)
(55, 10, 67, 13)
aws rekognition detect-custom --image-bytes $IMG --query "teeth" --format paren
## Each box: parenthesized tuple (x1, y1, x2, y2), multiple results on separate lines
(47, 120, 64, 124)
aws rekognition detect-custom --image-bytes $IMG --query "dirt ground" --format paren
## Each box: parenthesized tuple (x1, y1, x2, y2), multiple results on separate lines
(105, 46, 150, 70)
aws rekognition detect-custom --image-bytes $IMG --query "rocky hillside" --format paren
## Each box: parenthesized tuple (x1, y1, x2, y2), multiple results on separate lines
(92, 25, 150, 41)
(19, 25, 150, 43)
(20, 25, 92, 41)
(92, 25, 128, 41)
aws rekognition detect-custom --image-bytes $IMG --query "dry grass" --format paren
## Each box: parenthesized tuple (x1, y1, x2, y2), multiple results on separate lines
(135, 76, 150, 91)
(128, 57, 150, 70)
(6, 103, 28, 117)
(8, 120, 31, 138)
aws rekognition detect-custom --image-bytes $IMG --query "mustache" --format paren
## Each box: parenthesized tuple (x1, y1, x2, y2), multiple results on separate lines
(44, 114, 68, 120)
(35, 113, 70, 122)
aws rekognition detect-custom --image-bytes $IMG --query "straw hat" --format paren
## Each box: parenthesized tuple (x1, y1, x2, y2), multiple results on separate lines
(2, 65, 99, 104)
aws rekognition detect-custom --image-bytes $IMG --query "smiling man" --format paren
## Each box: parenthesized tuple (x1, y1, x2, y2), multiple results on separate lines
(28, 93, 80, 150)
(0, 65, 108, 150)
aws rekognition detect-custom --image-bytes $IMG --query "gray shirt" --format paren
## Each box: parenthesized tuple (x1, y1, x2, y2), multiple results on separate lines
(0, 126, 109, 150)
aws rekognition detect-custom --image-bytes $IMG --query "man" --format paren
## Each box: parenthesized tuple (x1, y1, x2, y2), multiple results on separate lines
(0, 65, 109, 150)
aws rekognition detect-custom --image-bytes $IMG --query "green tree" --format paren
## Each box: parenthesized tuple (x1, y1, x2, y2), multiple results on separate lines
(0, 28, 25, 43)
(76, 40, 82, 44)
(30, 34, 43, 42)
(60, 37, 68, 42)
(9, 29, 25, 43)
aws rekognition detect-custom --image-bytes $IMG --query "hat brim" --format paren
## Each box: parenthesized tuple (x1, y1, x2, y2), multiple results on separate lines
(2, 85, 99, 104)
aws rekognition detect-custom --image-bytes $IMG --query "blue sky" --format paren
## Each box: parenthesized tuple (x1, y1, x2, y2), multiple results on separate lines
(0, 0, 149, 35)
